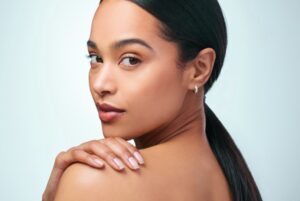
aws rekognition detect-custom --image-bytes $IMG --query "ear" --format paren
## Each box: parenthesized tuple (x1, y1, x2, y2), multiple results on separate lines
(183, 48, 216, 92)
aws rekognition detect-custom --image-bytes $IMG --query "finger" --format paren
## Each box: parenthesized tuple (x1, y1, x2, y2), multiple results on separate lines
(104, 138, 140, 170)
(66, 145, 81, 152)
(79, 140, 126, 171)
(54, 149, 104, 171)
(114, 137, 145, 165)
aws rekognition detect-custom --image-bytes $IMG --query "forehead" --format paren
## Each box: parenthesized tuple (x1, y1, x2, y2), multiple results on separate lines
(90, 0, 162, 44)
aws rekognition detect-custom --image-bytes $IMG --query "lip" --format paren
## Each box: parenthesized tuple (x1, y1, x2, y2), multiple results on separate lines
(96, 102, 125, 112)
(98, 110, 125, 123)
(96, 102, 126, 123)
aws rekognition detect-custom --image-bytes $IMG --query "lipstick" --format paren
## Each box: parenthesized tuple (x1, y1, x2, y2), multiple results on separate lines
(96, 102, 125, 123)
(98, 110, 125, 122)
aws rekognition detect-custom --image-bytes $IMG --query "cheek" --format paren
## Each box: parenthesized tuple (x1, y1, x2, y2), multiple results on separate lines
(124, 63, 185, 136)
(94, 61, 185, 140)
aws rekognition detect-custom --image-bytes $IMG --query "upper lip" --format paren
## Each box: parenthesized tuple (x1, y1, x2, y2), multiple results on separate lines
(96, 102, 125, 112)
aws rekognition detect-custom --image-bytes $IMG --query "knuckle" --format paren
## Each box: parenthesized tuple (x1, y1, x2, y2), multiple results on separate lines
(55, 151, 65, 160)
(106, 138, 120, 147)
(94, 139, 104, 146)
(105, 140, 127, 154)
(78, 140, 90, 147)
(106, 152, 117, 160)
(93, 139, 101, 143)
(67, 146, 78, 152)
(90, 141, 102, 150)
(71, 149, 82, 158)
(104, 137, 114, 143)
(118, 146, 129, 154)
(98, 139, 105, 144)
(57, 150, 66, 157)
(116, 137, 136, 149)
(78, 142, 86, 147)
(89, 140, 98, 145)
(101, 148, 112, 156)
(54, 151, 66, 165)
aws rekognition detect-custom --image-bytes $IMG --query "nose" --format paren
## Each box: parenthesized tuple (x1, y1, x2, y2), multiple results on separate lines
(89, 64, 117, 98)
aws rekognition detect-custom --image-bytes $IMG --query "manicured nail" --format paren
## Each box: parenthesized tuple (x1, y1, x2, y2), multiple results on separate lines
(133, 151, 144, 164)
(113, 158, 125, 169)
(93, 159, 104, 167)
(128, 157, 139, 169)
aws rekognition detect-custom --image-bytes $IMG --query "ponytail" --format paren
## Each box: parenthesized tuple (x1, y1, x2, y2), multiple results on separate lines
(204, 102, 263, 201)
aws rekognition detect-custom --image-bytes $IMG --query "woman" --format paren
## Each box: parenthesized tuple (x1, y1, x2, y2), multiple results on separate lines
(43, 0, 262, 200)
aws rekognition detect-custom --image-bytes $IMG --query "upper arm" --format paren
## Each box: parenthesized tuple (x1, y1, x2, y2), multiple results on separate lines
(53, 163, 145, 201)
(53, 163, 107, 201)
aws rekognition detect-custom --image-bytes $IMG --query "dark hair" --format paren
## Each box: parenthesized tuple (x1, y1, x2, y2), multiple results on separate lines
(100, 0, 262, 200)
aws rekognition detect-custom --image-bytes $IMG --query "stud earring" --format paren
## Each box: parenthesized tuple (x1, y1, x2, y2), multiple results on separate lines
(194, 85, 199, 94)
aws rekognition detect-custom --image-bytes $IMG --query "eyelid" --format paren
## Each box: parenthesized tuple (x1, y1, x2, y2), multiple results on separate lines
(121, 53, 140, 60)
(86, 53, 102, 64)
(120, 54, 141, 66)
(86, 53, 97, 58)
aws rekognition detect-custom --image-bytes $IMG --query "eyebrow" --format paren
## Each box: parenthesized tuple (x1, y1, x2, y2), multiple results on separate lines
(87, 38, 154, 52)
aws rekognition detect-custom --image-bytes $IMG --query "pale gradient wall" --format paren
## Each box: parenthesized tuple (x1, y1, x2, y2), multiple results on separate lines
(0, 0, 299, 200)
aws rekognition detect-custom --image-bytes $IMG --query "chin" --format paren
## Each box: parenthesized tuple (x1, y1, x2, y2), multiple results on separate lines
(101, 127, 133, 141)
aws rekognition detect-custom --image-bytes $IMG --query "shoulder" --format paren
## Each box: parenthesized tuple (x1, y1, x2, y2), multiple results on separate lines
(53, 162, 145, 201)
(53, 142, 221, 201)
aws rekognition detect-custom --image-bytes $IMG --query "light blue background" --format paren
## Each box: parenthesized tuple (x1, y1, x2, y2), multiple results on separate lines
(0, 0, 299, 200)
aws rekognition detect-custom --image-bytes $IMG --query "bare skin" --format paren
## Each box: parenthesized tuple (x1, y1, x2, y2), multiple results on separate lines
(53, 133, 232, 201)
(132, 131, 232, 201)
(49, 0, 233, 200)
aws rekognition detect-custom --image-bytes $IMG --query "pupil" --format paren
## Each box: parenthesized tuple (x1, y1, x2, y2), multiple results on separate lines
(130, 58, 138, 65)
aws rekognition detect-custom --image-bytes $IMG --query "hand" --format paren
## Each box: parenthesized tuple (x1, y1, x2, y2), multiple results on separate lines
(42, 137, 144, 201)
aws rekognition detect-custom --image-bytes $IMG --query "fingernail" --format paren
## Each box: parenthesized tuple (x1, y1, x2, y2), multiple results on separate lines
(113, 158, 125, 170)
(133, 151, 144, 164)
(93, 159, 104, 167)
(128, 157, 139, 169)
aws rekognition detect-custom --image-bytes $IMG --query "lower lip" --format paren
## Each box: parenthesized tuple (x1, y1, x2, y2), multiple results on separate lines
(99, 110, 125, 123)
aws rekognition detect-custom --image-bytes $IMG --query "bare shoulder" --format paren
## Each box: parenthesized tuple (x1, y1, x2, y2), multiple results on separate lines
(53, 141, 232, 201)
(53, 162, 152, 201)
(52, 144, 181, 201)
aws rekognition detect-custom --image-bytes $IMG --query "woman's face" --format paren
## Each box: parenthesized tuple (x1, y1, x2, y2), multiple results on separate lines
(88, 0, 190, 140)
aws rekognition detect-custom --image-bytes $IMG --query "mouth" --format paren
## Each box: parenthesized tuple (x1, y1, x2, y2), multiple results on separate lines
(96, 102, 126, 123)
(96, 102, 125, 112)
(98, 110, 125, 123)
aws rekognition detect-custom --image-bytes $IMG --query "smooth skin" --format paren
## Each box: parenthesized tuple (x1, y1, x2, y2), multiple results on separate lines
(49, 0, 232, 200)
(42, 137, 145, 201)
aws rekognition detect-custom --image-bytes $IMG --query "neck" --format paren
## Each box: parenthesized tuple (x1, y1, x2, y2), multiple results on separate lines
(134, 91, 207, 150)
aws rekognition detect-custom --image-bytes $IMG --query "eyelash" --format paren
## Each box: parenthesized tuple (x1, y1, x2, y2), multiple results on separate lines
(86, 54, 141, 68)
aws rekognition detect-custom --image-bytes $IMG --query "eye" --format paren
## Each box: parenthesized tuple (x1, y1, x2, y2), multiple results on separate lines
(120, 56, 141, 67)
(86, 54, 103, 64)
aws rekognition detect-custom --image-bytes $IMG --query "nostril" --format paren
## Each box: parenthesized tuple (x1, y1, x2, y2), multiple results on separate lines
(100, 90, 109, 97)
